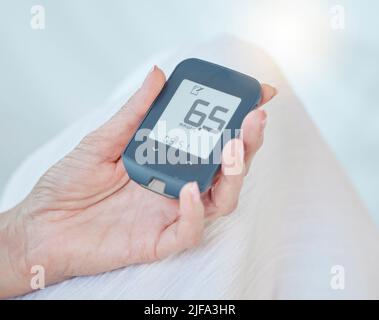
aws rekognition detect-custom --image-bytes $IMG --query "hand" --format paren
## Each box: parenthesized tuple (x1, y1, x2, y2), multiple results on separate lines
(1, 66, 277, 298)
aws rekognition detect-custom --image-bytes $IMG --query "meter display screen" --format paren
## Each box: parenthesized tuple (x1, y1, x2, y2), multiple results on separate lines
(149, 79, 242, 159)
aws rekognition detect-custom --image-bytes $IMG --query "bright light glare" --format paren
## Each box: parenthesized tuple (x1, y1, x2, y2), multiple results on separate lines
(234, 1, 331, 74)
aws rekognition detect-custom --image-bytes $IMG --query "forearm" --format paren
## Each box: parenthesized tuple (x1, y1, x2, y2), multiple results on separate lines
(0, 205, 31, 299)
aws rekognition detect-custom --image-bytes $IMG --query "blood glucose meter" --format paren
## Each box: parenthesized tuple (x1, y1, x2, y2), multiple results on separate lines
(122, 58, 262, 198)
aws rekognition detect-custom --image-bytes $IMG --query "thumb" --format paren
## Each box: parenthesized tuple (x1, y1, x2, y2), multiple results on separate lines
(156, 182, 205, 259)
(83, 66, 166, 161)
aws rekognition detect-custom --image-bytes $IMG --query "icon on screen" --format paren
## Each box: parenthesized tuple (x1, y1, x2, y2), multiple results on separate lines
(190, 85, 204, 96)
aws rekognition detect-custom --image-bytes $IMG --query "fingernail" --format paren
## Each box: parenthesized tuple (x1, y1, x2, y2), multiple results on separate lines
(145, 65, 157, 80)
(149, 65, 157, 74)
(260, 110, 267, 132)
(237, 140, 245, 164)
(273, 87, 278, 96)
(222, 139, 245, 176)
(234, 141, 245, 176)
(190, 182, 201, 203)
(142, 66, 157, 85)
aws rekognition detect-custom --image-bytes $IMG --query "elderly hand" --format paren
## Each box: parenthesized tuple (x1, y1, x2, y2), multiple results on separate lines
(0, 66, 277, 298)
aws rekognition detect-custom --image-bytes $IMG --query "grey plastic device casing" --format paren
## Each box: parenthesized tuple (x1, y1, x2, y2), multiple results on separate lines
(122, 58, 262, 198)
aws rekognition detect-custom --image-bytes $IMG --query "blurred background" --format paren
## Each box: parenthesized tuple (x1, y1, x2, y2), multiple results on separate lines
(0, 0, 378, 223)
